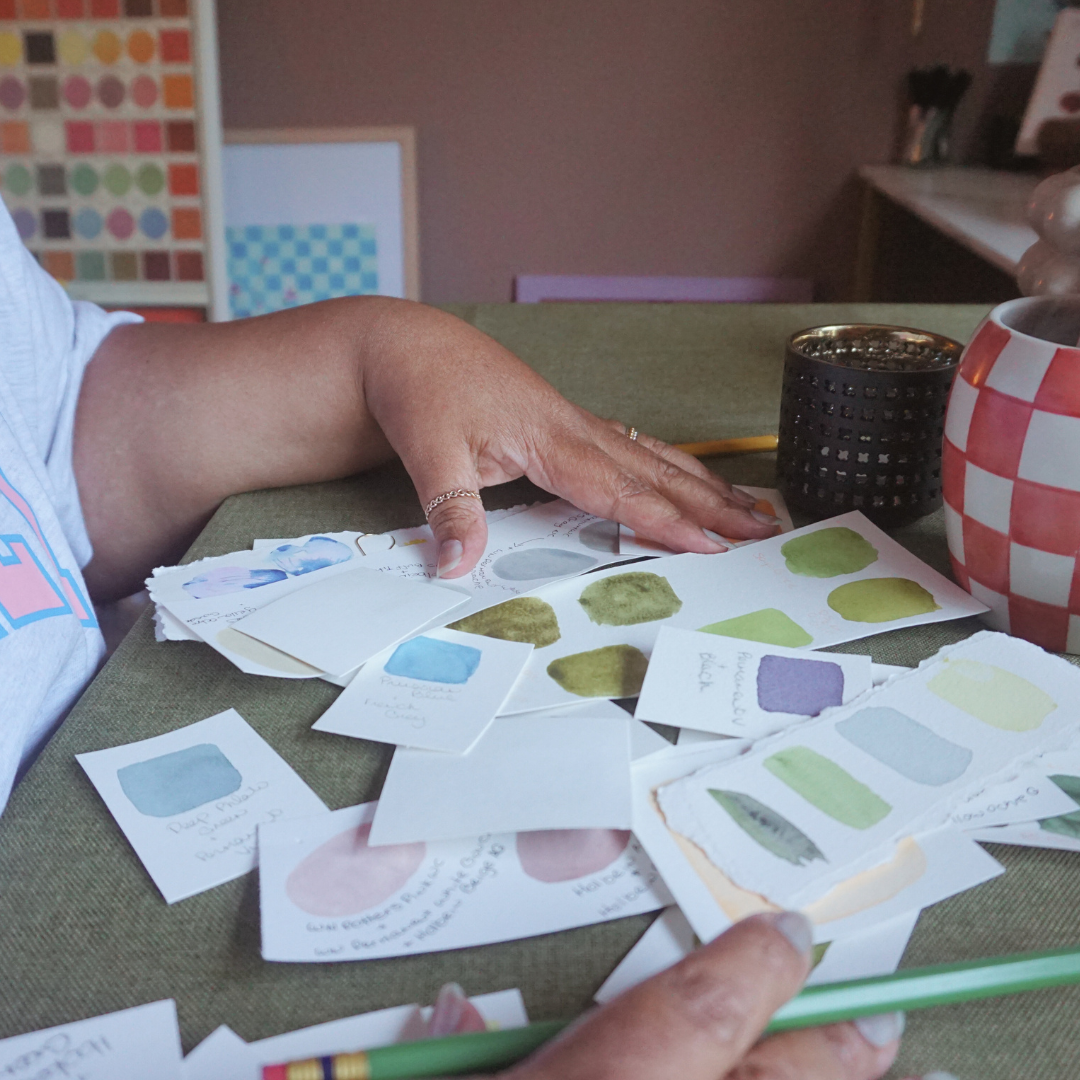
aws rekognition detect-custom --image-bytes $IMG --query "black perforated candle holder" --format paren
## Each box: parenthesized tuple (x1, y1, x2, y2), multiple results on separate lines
(776, 325, 962, 529)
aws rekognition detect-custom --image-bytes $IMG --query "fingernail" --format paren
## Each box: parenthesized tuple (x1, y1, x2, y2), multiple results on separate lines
(428, 982, 468, 1037)
(768, 910, 813, 957)
(855, 1012, 906, 1048)
(730, 487, 757, 506)
(436, 539, 464, 578)
(751, 508, 781, 525)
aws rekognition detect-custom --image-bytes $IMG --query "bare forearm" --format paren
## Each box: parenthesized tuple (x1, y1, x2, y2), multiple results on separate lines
(73, 297, 428, 599)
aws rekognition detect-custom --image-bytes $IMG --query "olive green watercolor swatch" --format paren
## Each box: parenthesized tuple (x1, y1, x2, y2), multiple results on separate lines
(577, 572, 683, 626)
(781, 527, 879, 578)
(827, 577, 939, 623)
(764, 746, 891, 829)
(449, 596, 561, 648)
(708, 789, 826, 867)
(1040, 775, 1080, 840)
(546, 644, 649, 697)
(926, 659, 1056, 732)
(698, 607, 813, 647)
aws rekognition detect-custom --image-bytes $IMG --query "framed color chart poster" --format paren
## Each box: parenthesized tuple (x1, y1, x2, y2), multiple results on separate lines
(0, 0, 227, 316)
(222, 127, 419, 318)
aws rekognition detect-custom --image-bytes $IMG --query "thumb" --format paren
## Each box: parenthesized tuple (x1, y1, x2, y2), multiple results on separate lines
(410, 460, 488, 579)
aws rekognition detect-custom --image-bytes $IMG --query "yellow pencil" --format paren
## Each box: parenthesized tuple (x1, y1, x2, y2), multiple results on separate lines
(675, 434, 778, 457)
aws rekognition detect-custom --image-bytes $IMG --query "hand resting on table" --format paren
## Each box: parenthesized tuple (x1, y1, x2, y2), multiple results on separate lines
(73, 297, 779, 600)
(430, 913, 902, 1080)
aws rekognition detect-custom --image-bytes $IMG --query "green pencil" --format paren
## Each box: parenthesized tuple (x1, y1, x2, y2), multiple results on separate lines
(262, 944, 1080, 1079)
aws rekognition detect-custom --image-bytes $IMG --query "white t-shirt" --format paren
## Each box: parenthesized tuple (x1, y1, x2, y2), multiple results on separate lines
(0, 200, 139, 813)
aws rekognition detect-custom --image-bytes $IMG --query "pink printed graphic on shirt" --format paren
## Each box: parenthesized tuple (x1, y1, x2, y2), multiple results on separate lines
(0, 466, 96, 629)
(0, 535, 70, 626)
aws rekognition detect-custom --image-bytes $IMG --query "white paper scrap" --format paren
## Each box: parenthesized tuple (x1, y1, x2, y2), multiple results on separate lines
(656, 632, 1079, 909)
(368, 712, 633, 846)
(77, 709, 327, 904)
(489, 511, 987, 716)
(232, 568, 468, 678)
(313, 628, 533, 753)
(258, 800, 670, 962)
(0, 1000, 182, 1080)
(182, 1026, 250, 1080)
(636, 628, 873, 737)
(951, 769, 1078, 831)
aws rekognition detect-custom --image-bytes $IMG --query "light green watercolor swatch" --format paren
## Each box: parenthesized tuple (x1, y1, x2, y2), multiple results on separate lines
(926, 658, 1056, 732)
(764, 746, 891, 829)
(578, 571, 683, 626)
(449, 596, 561, 648)
(1041, 775, 1080, 840)
(546, 643, 648, 697)
(827, 577, 939, 623)
(698, 607, 813, 647)
(781, 526, 879, 578)
(708, 789, 826, 867)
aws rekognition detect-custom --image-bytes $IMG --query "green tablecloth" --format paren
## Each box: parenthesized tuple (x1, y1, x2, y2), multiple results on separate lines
(3, 303, 1078, 1080)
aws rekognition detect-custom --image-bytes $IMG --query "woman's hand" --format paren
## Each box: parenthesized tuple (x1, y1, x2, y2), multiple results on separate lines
(431, 912, 902, 1080)
(361, 302, 780, 578)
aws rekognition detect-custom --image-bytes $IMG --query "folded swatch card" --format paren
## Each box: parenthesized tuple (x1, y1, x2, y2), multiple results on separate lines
(631, 737, 1003, 946)
(258, 801, 670, 962)
(78, 709, 327, 903)
(655, 632, 1077, 910)
(459, 511, 987, 716)
(0, 1000, 182, 1080)
(231, 568, 469, 678)
(635, 627, 874, 738)
(312, 628, 534, 753)
(950, 767, 1078, 831)
(367, 710, 634, 846)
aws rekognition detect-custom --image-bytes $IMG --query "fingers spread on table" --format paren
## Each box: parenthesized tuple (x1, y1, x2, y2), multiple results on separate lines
(508, 913, 812, 1080)
(726, 1017, 902, 1080)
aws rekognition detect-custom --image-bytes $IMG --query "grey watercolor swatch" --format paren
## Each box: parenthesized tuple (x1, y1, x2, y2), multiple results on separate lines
(836, 706, 973, 786)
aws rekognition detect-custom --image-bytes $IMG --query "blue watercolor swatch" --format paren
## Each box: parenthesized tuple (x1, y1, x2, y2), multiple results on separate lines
(384, 636, 482, 684)
(756, 654, 845, 715)
(269, 536, 353, 576)
(117, 743, 243, 818)
(836, 706, 973, 786)
(182, 566, 287, 599)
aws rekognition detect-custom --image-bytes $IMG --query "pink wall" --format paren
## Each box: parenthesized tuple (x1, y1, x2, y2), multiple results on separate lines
(218, 1, 1001, 303)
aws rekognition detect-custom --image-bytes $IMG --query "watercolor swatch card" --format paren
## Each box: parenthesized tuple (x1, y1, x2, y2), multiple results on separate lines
(618, 487, 794, 557)
(968, 747, 1080, 852)
(258, 801, 670, 962)
(594, 906, 918, 1005)
(631, 739, 1003, 946)
(0, 1000, 182, 1080)
(950, 767, 1078, 831)
(655, 632, 1078, 910)
(463, 511, 986, 716)
(312, 628, 534, 753)
(77, 709, 326, 904)
(367, 711, 634, 846)
(636, 628, 874, 738)
(231, 568, 468, 678)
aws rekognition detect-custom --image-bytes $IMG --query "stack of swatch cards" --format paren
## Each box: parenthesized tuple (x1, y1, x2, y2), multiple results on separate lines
(75, 500, 1080, 1011)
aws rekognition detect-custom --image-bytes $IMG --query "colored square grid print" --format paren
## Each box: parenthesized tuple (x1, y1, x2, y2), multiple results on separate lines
(226, 223, 379, 318)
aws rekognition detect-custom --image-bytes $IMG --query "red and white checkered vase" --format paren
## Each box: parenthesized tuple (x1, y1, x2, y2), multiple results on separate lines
(943, 297, 1080, 653)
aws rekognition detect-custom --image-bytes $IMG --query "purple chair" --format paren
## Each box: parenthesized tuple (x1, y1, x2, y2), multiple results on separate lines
(514, 274, 813, 303)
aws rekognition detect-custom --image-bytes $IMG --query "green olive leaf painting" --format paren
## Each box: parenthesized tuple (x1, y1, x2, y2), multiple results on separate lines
(708, 789, 827, 867)
(448, 596, 561, 648)
(577, 572, 683, 626)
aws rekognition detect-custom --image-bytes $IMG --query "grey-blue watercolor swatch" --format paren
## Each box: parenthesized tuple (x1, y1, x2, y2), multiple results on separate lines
(117, 743, 244, 818)
(836, 706, 973, 786)
(492, 548, 597, 581)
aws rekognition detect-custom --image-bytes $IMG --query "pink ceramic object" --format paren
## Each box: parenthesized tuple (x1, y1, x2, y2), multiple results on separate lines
(943, 297, 1080, 653)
